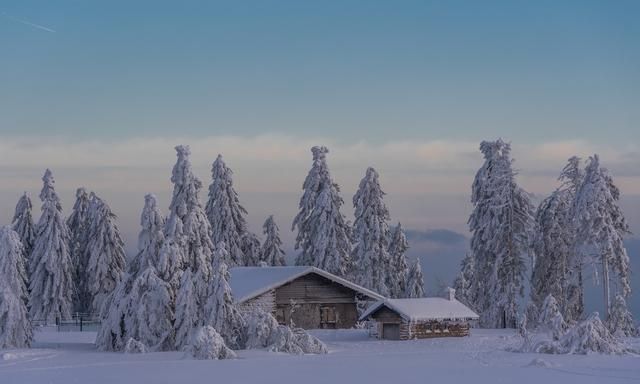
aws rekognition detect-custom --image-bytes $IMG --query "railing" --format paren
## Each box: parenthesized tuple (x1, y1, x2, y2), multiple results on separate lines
(31, 312, 101, 332)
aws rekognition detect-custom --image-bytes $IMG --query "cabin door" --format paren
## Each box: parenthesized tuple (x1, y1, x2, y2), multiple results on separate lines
(320, 306, 337, 329)
(382, 323, 400, 340)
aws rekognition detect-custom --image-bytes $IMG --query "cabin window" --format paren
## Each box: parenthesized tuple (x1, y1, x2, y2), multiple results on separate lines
(320, 306, 337, 329)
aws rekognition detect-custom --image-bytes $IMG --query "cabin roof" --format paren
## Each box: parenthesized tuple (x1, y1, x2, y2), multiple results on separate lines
(359, 298, 480, 322)
(229, 266, 385, 304)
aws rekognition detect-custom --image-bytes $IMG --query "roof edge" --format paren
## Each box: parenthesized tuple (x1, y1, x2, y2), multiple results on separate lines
(234, 266, 385, 304)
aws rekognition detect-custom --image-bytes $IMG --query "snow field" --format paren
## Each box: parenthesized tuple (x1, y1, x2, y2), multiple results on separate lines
(1, 328, 639, 384)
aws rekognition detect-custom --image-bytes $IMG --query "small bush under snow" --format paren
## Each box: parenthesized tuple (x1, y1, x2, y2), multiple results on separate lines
(532, 312, 635, 355)
(526, 358, 554, 368)
(124, 338, 147, 354)
(243, 309, 328, 355)
(187, 326, 236, 360)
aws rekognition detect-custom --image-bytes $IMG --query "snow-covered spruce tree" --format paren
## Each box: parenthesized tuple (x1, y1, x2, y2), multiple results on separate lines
(241, 232, 262, 267)
(206, 154, 250, 266)
(292, 146, 352, 276)
(205, 242, 245, 349)
(0, 226, 32, 348)
(537, 295, 567, 340)
(66, 187, 91, 313)
(530, 157, 583, 323)
(11, 193, 35, 279)
(168, 145, 214, 277)
(607, 294, 638, 337)
(260, 215, 286, 266)
(97, 195, 174, 352)
(129, 194, 165, 276)
(406, 258, 425, 298)
(29, 169, 74, 323)
(174, 269, 199, 348)
(573, 154, 631, 318)
(453, 253, 475, 308)
(559, 157, 587, 323)
(467, 140, 534, 328)
(387, 223, 410, 298)
(351, 167, 392, 296)
(165, 145, 215, 349)
(84, 193, 126, 313)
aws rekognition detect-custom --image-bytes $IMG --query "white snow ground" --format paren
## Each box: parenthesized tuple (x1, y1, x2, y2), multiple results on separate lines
(1, 327, 639, 384)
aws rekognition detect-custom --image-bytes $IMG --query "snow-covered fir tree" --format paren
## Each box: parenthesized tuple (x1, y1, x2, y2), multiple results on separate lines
(129, 194, 165, 276)
(0, 226, 32, 348)
(84, 193, 126, 313)
(530, 157, 583, 322)
(66, 187, 92, 312)
(467, 140, 534, 328)
(387, 223, 410, 298)
(174, 269, 200, 348)
(97, 195, 174, 352)
(157, 213, 186, 291)
(260, 215, 286, 266)
(537, 294, 567, 340)
(241, 232, 262, 266)
(205, 242, 245, 349)
(453, 253, 475, 308)
(11, 192, 35, 278)
(573, 154, 631, 318)
(206, 154, 250, 266)
(29, 169, 74, 323)
(292, 146, 352, 276)
(351, 167, 392, 296)
(165, 145, 215, 348)
(169, 145, 214, 277)
(405, 258, 425, 298)
(607, 294, 638, 337)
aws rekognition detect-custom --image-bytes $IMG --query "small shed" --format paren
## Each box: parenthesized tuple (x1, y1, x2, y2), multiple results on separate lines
(230, 266, 384, 329)
(359, 289, 479, 340)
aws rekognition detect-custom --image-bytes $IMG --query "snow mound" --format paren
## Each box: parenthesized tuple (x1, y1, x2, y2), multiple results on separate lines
(526, 358, 554, 368)
(187, 326, 236, 360)
(2, 352, 21, 361)
(124, 338, 147, 354)
(534, 312, 636, 355)
(243, 309, 328, 355)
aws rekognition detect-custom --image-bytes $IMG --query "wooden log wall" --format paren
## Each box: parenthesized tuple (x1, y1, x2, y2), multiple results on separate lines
(238, 290, 276, 316)
(408, 320, 470, 338)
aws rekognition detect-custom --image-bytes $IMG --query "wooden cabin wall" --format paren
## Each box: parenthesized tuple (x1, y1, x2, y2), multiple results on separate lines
(369, 307, 472, 339)
(408, 321, 470, 338)
(238, 290, 276, 316)
(273, 274, 360, 329)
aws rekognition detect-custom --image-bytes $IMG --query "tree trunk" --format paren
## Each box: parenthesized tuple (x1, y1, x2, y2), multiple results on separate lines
(603, 258, 610, 319)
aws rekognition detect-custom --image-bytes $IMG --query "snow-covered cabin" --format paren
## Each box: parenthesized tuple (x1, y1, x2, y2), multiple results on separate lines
(229, 266, 384, 329)
(359, 289, 479, 340)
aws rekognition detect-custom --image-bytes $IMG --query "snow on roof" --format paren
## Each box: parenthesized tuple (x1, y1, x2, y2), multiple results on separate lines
(360, 298, 479, 322)
(229, 266, 385, 304)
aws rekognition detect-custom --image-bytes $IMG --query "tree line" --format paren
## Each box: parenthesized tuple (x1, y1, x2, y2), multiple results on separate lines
(0, 145, 422, 350)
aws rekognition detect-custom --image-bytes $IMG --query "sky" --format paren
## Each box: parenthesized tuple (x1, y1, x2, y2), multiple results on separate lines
(1, 1, 639, 315)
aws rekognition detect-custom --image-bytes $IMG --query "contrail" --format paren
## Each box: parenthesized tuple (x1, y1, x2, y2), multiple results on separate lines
(1, 11, 56, 33)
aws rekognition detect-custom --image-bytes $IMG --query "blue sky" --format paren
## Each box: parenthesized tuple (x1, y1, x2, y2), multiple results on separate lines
(1, 1, 639, 315)
(1, 0, 638, 143)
